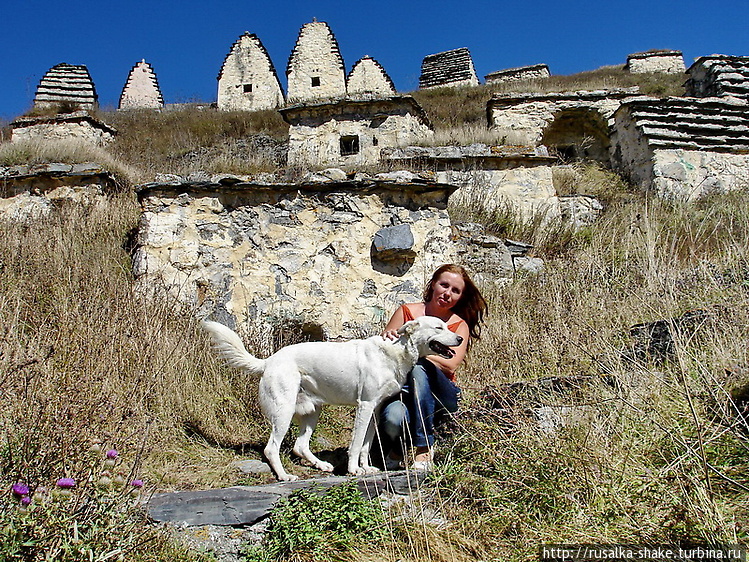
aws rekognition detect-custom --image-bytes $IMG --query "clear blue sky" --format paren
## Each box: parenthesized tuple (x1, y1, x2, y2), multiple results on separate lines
(1, 0, 747, 120)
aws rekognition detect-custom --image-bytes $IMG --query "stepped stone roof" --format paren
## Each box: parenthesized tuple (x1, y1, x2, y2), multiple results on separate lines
(419, 47, 478, 89)
(686, 55, 749, 100)
(615, 96, 749, 153)
(346, 56, 396, 98)
(34, 63, 98, 109)
(119, 60, 163, 110)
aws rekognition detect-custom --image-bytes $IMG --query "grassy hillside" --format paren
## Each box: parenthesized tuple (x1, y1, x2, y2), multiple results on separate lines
(2, 67, 747, 560)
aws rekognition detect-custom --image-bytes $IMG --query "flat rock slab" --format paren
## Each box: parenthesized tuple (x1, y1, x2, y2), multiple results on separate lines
(147, 470, 427, 527)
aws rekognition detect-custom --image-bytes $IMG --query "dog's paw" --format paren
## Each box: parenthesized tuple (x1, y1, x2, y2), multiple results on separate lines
(316, 461, 335, 473)
(361, 465, 381, 475)
(278, 473, 299, 482)
(348, 465, 365, 476)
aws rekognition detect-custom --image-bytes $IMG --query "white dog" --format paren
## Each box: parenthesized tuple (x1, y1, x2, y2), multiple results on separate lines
(202, 316, 462, 481)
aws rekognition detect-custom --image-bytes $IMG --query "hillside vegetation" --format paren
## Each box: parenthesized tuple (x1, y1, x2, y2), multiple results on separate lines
(2, 67, 748, 561)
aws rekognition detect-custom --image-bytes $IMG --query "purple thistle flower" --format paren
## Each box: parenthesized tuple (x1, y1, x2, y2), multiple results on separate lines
(130, 479, 144, 489)
(20, 496, 31, 507)
(11, 483, 30, 497)
(56, 478, 76, 489)
(105, 449, 118, 459)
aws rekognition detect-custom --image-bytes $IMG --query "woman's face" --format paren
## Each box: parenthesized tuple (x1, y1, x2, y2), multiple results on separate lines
(431, 271, 465, 310)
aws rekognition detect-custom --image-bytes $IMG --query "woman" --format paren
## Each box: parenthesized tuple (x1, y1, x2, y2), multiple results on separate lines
(380, 264, 488, 470)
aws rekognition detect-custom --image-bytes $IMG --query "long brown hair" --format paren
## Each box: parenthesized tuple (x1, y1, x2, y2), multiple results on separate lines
(423, 264, 488, 341)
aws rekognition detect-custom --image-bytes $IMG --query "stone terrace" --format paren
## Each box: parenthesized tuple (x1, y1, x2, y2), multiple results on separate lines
(686, 55, 749, 100)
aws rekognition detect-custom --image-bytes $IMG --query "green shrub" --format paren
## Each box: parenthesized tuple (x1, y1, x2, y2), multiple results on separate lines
(244, 482, 386, 561)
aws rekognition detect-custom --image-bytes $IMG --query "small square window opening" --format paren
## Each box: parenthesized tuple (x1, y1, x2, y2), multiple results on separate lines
(311, 76, 321, 87)
(340, 135, 360, 156)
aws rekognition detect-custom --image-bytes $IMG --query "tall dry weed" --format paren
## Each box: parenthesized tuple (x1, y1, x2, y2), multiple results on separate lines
(0, 194, 268, 494)
(439, 186, 749, 557)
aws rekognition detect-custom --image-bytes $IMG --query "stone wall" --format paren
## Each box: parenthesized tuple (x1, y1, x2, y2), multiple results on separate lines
(686, 55, 749, 100)
(419, 48, 478, 89)
(280, 96, 433, 168)
(34, 63, 98, 109)
(0, 162, 117, 221)
(484, 64, 550, 84)
(132, 177, 461, 340)
(611, 96, 749, 199)
(217, 33, 284, 111)
(488, 88, 640, 151)
(10, 111, 117, 146)
(625, 50, 685, 74)
(382, 144, 559, 219)
(286, 20, 346, 104)
(346, 56, 396, 99)
(119, 60, 164, 110)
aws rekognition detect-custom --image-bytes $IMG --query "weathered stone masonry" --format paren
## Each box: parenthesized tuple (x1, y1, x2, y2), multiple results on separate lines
(686, 55, 749, 100)
(419, 48, 478, 89)
(286, 20, 346, 104)
(280, 96, 433, 168)
(133, 177, 458, 341)
(611, 96, 749, 200)
(217, 33, 284, 111)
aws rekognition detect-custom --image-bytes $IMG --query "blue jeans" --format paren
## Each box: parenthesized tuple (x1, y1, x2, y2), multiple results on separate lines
(381, 358, 461, 449)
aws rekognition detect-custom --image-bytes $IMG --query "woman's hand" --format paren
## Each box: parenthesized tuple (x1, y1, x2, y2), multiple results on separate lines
(382, 329, 399, 341)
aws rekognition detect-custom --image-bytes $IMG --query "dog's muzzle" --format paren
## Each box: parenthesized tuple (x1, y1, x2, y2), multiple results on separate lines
(429, 335, 462, 359)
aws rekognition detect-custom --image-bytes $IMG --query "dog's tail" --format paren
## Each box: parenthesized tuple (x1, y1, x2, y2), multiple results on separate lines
(202, 320, 266, 376)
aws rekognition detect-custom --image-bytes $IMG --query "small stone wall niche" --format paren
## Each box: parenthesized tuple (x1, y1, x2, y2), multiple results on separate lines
(286, 20, 347, 104)
(217, 32, 285, 111)
(119, 60, 164, 110)
(34, 63, 98, 110)
(419, 48, 479, 89)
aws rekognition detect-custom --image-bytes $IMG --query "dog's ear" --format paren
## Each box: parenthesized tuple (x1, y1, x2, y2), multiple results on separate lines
(397, 320, 419, 336)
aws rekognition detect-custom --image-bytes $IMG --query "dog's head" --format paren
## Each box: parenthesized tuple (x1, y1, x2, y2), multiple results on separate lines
(397, 316, 463, 359)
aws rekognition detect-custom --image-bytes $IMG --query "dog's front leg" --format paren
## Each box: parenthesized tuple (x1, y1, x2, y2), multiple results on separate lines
(358, 412, 379, 473)
(348, 400, 380, 476)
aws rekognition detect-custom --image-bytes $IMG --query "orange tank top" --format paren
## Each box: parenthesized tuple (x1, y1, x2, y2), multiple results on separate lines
(401, 303, 464, 333)
(401, 304, 464, 381)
